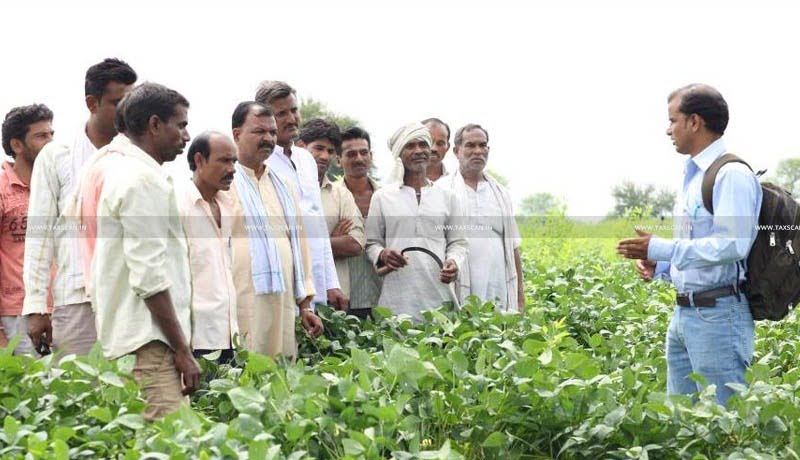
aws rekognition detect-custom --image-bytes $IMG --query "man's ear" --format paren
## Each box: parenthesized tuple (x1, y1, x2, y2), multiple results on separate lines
(232, 127, 241, 143)
(9, 138, 24, 157)
(86, 95, 100, 114)
(148, 114, 161, 135)
(194, 152, 206, 170)
(296, 140, 307, 149)
(453, 145, 460, 158)
(689, 113, 704, 132)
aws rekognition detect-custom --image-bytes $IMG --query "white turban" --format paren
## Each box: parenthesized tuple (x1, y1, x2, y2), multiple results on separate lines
(386, 122, 433, 185)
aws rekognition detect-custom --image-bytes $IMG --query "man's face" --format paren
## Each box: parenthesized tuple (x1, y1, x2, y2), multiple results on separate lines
(425, 122, 450, 167)
(92, 81, 134, 134)
(666, 96, 692, 155)
(233, 112, 278, 166)
(339, 138, 372, 179)
(197, 135, 237, 192)
(454, 128, 489, 176)
(156, 104, 190, 163)
(15, 120, 54, 163)
(270, 94, 301, 146)
(400, 138, 431, 175)
(304, 139, 336, 181)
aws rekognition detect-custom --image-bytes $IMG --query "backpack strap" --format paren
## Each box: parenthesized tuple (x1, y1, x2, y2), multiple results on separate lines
(701, 153, 753, 214)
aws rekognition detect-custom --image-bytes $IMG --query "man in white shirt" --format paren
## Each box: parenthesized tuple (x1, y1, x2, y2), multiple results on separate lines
(438, 124, 524, 312)
(256, 81, 348, 311)
(365, 122, 468, 321)
(24, 58, 137, 356)
(81, 82, 198, 421)
(179, 131, 238, 364)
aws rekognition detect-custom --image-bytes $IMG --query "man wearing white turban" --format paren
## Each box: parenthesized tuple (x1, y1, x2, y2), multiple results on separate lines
(365, 123, 468, 321)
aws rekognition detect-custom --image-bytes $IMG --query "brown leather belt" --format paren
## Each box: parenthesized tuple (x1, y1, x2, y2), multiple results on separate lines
(676, 285, 741, 308)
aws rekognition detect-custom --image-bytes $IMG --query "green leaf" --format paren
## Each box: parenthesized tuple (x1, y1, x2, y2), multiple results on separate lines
(99, 371, 125, 388)
(227, 387, 266, 415)
(86, 406, 113, 423)
(482, 431, 508, 448)
(3, 416, 20, 443)
(342, 438, 365, 455)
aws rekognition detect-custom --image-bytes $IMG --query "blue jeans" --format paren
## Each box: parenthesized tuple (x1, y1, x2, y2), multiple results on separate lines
(666, 294, 754, 404)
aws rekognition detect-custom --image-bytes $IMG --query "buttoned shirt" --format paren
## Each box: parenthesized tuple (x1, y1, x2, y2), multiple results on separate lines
(0, 162, 31, 316)
(267, 145, 339, 303)
(320, 175, 365, 297)
(23, 124, 96, 314)
(365, 182, 468, 320)
(648, 138, 763, 293)
(86, 141, 191, 360)
(177, 180, 238, 350)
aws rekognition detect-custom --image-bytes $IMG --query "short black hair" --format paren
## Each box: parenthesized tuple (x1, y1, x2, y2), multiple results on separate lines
(454, 123, 490, 147)
(232, 101, 273, 130)
(341, 126, 371, 151)
(187, 131, 215, 171)
(85, 58, 137, 99)
(668, 84, 729, 135)
(298, 118, 341, 152)
(2, 104, 54, 158)
(254, 80, 296, 105)
(122, 82, 189, 137)
(421, 117, 451, 141)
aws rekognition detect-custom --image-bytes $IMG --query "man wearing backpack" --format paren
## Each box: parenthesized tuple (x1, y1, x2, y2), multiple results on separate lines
(616, 84, 762, 404)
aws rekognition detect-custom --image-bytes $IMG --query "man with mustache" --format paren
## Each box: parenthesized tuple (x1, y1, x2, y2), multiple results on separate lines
(422, 117, 451, 182)
(437, 124, 524, 313)
(365, 122, 467, 321)
(256, 81, 349, 312)
(24, 58, 137, 356)
(81, 82, 199, 420)
(1, 104, 54, 354)
(337, 127, 381, 319)
(297, 119, 364, 305)
(178, 131, 239, 364)
(229, 102, 321, 358)
(617, 84, 762, 404)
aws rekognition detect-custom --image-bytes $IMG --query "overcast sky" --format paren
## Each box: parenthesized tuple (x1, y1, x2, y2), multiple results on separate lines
(3, 1, 799, 216)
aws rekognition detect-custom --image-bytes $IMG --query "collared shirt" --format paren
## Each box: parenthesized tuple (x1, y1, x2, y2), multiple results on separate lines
(365, 181, 468, 320)
(23, 124, 96, 314)
(338, 176, 382, 310)
(177, 180, 238, 351)
(268, 145, 339, 303)
(0, 162, 31, 316)
(320, 175, 365, 297)
(86, 140, 191, 360)
(648, 138, 762, 293)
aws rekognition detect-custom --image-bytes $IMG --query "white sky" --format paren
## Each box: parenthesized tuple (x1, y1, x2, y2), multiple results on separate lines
(3, 1, 799, 216)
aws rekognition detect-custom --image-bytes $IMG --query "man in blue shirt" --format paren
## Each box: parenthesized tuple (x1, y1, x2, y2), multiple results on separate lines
(617, 84, 762, 404)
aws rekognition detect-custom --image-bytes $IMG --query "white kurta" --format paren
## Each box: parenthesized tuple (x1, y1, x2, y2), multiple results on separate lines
(365, 182, 467, 321)
(437, 171, 521, 311)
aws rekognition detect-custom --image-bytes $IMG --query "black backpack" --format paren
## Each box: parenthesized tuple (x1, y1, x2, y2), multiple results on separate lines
(702, 153, 800, 321)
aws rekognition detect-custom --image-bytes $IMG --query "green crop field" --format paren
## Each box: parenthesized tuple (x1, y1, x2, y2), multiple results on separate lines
(2, 219, 800, 459)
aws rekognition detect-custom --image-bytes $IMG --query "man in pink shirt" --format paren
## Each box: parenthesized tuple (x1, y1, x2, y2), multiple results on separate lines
(179, 131, 238, 364)
(1, 104, 54, 354)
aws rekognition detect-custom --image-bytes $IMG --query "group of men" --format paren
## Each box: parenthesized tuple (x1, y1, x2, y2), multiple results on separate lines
(0, 58, 524, 419)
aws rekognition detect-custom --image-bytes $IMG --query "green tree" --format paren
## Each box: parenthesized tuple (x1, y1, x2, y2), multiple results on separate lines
(610, 181, 675, 217)
(519, 192, 561, 216)
(486, 168, 509, 187)
(299, 97, 361, 181)
(773, 158, 800, 196)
